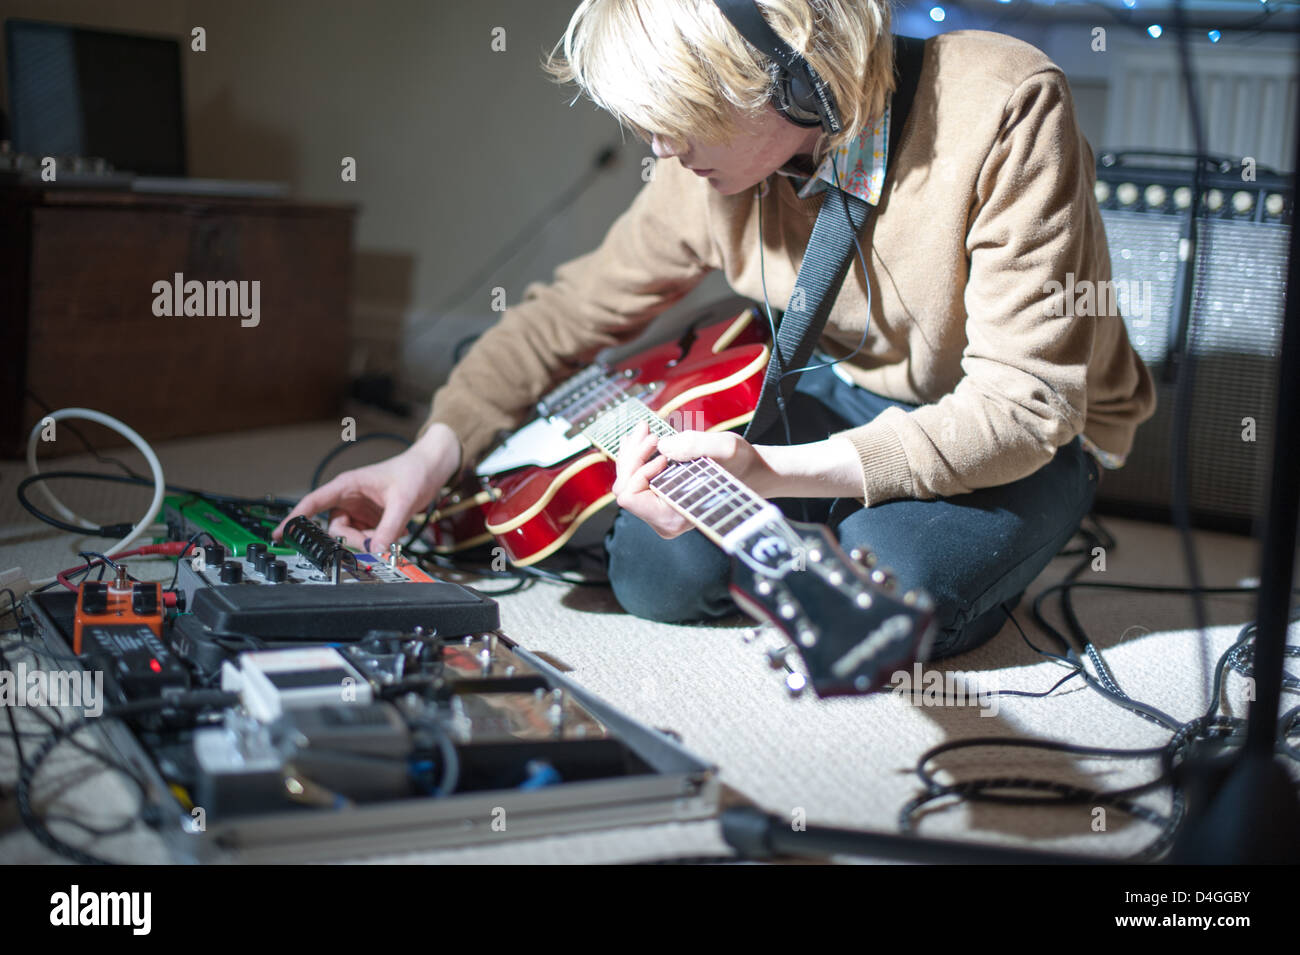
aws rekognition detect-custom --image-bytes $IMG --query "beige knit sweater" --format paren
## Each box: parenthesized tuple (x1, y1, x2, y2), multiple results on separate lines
(421, 30, 1156, 505)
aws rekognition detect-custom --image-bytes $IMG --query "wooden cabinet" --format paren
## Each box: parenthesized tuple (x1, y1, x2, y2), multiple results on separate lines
(1, 187, 355, 456)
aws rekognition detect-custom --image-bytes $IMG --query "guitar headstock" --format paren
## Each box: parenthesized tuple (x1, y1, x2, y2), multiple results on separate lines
(728, 521, 937, 697)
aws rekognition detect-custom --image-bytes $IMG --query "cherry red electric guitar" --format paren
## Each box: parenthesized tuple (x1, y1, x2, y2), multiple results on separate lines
(425, 300, 938, 696)
(425, 303, 770, 566)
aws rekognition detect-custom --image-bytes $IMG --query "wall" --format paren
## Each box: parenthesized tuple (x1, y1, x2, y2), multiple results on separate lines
(2, 0, 1294, 415)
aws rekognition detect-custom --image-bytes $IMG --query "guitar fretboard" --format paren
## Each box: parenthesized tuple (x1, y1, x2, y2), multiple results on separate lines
(581, 397, 772, 547)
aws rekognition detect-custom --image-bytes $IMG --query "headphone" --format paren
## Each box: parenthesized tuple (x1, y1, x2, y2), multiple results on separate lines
(712, 0, 842, 134)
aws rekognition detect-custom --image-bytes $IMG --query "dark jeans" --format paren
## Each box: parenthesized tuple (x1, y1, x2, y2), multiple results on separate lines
(605, 364, 1099, 660)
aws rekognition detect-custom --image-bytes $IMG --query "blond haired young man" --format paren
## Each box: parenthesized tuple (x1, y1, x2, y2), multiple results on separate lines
(279, 1, 1155, 659)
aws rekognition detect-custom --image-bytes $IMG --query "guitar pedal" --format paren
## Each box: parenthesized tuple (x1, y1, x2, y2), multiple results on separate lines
(73, 566, 164, 654)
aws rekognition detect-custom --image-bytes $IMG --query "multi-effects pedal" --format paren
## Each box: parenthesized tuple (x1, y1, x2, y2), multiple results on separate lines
(171, 515, 499, 645)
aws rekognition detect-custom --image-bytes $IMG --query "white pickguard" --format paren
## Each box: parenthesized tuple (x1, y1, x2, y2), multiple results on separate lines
(476, 416, 592, 476)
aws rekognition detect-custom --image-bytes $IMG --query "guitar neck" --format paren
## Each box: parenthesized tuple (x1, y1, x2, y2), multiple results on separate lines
(582, 398, 803, 574)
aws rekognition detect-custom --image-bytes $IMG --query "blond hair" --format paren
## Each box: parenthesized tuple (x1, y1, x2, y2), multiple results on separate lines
(545, 0, 895, 157)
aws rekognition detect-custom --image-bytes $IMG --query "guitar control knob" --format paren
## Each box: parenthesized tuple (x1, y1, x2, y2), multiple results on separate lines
(220, 561, 244, 584)
(265, 559, 288, 582)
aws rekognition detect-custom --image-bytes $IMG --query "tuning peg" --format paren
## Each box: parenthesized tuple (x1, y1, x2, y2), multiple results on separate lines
(766, 645, 794, 669)
(785, 671, 807, 698)
(850, 547, 878, 568)
(904, 590, 936, 612)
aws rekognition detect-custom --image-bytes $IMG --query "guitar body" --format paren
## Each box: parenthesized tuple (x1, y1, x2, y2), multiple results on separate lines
(425, 306, 769, 566)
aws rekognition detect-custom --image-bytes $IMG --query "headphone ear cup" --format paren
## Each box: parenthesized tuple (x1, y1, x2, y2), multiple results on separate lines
(784, 69, 818, 117)
(775, 70, 823, 127)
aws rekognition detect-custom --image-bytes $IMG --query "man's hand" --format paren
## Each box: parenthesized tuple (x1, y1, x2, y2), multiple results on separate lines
(272, 423, 461, 555)
(612, 423, 777, 539)
(612, 422, 867, 538)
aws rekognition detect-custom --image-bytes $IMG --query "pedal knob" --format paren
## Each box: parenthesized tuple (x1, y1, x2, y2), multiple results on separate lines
(246, 542, 267, 564)
(220, 561, 244, 584)
(202, 544, 226, 566)
(265, 559, 288, 583)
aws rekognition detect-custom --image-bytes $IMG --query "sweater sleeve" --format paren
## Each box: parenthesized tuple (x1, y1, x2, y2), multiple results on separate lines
(418, 159, 718, 466)
(835, 69, 1100, 504)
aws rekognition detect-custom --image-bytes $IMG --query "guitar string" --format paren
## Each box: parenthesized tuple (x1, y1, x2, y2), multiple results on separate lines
(546, 367, 772, 538)
(581, 397, 769, 536)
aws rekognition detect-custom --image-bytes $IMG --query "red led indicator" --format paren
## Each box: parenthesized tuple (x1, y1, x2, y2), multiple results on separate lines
(149, 658, 162, 673)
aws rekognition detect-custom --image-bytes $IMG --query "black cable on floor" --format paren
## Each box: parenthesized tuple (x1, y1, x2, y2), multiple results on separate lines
(896, 516, 1299, 861)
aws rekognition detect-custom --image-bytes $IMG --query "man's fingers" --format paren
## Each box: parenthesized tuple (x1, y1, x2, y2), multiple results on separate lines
(368, 501, 416, 557)
(631, 453, 670, 490)
(272, 484, 338, 541)
(326, 515, 369, 550)
(656, 430, 731, 463)
(614, 422, 655, 490)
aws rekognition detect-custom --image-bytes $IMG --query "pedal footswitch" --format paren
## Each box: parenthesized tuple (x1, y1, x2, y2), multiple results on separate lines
(74, 570, 164, 654)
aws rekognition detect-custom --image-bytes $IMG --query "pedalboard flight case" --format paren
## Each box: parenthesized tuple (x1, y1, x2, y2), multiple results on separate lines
(23, 587, 719, 863)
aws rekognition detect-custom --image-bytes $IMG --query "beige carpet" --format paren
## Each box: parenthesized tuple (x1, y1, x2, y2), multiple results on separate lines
(1, 407, 1295, 864)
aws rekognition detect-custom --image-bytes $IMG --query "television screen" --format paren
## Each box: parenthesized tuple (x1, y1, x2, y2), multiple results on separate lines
(5, 18, 185, 176)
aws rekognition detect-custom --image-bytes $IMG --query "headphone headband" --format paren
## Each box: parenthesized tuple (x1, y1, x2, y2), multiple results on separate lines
(713, 0, 842, 133)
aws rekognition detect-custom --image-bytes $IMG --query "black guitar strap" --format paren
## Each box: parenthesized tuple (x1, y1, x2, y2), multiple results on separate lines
(744, 34, 926, 441)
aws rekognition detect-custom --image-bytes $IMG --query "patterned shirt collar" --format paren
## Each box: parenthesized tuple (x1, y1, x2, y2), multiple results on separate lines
(775, 101, 891, 205)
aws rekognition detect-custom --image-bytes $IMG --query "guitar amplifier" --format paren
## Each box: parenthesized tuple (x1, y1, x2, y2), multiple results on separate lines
(1093, 152, 1293, 534)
